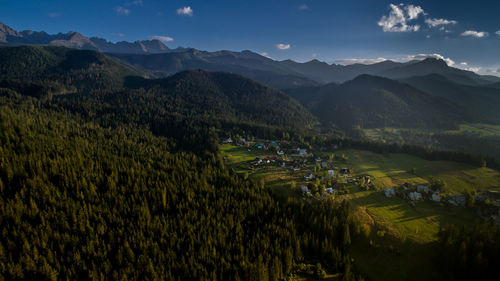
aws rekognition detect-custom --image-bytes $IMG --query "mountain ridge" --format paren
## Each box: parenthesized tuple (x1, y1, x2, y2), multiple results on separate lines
(0, 22, 171, 54)
(2, 21, 500, 88)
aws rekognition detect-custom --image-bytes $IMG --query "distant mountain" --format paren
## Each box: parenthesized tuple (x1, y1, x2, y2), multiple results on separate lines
(0, 45, 317, 133)
(109, 50, 320, 89)
(402, 74, 500, 124)
(2, 21, 500, 90)
(0, 22, 170, 54)
(286, 75, 462, 130)
(380, 58, 500, 86)
(0, 45, 138, 96)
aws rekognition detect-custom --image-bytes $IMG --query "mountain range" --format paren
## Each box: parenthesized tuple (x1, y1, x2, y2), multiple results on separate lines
(2, 22, 500, 90)
(1, 21, 500, 135)
(0, 22, 171, 54)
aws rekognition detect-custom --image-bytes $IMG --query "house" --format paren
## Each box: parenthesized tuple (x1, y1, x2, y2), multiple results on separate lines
(222, 137, 233, 144)
(328, 170, 335, 178)
(363, 176, 372, 185)
(340, 168, 350, 176)
(321, 162, 328, 168)
(298, 148, 307, 156)
(431, 193, 441, 202)
(315, 157, 322, 163)
(300, 185, 309, 193)
(325, 188, 336, 194)
(304, 173, 315, 181)
(417, 185, 430, 193)
(277, 150, 284, 155)
(270, 141, 279, 147)
(255, 143, 264, 150)
(384, 188, 395, 198)
(448, 195, 466, 207)
(409, 192, 422, 201)
(252, 158, 263, 165)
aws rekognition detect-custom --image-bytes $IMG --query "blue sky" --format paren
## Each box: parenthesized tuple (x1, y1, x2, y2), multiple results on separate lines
(1, 0, 500, 75)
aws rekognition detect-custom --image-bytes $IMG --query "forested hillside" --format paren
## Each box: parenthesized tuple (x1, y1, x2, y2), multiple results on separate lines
(287, 75, 462, 131)
(0, 88, 360, 280)
(0, 46, 137, 97)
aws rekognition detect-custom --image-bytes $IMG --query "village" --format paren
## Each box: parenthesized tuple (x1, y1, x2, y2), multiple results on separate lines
(221, 136, 500, 225)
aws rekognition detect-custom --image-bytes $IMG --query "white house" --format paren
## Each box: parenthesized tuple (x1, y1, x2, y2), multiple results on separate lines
(300, 185, 309, 193)
(409, 192, 422, 201)
(298, 148, 307, 156)
(304, 173, 315, 181)
(223, 137, 233, 144)
(328, 170, 335, 178)
(325, 188, 335, 194)
(277, 150, 284, 155)
(384, 188, 395, 198)
(431, 193, 441, 202)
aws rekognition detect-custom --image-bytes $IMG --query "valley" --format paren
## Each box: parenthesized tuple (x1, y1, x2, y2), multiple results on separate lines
(1, 16, 500, 280)
(221, 141, 500, 280)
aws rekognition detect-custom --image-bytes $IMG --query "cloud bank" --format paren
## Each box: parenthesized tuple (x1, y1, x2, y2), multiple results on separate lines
(461, 30, 489, 38)
(378, 4, 424, 32)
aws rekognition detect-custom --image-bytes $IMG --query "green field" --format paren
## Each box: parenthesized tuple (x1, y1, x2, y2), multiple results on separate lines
(221, 143, 500, 281)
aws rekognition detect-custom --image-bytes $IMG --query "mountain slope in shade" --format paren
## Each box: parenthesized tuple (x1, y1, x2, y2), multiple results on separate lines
(0, 45, 138, 96)
(118, 70, 318, 131)
(287, 75, 462, 130)
(110, 50, 320, 89)
(402, 74, 500, 124)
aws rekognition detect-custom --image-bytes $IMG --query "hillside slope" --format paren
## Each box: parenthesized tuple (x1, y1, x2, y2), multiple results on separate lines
(403, 74, 500, 124)
(0, 45, 138, 96)
(50, 69, 319, 139)
(287, 75, 462, 130)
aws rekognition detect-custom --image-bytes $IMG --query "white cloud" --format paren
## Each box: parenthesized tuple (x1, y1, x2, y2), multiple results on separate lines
(465, 67, 480, 73)
(460, 62, 468, 66)
(115, 6, 130, 15)
(425, 18, 457, 27)
(336, 58, 388, 65)
(260, 52, 271, 59)
(426, 34, 431, 38)
(496, 31, 500, 36)
(378, 3, 423, 32)
(149, 36, 174, 42)
(312, 53, 318, 58)
(298, 4, 309, 10)
(47, 12, 61, 18)
(405, 5, 425, 20)
(461, 30, 489, 38)
(177, 6, 193, 16)
(274, 43, 290, 50)
(401, 53, 455, 66)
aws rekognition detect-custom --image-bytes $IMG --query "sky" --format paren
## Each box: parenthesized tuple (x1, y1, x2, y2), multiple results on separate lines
(1, 0, 500, 75)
